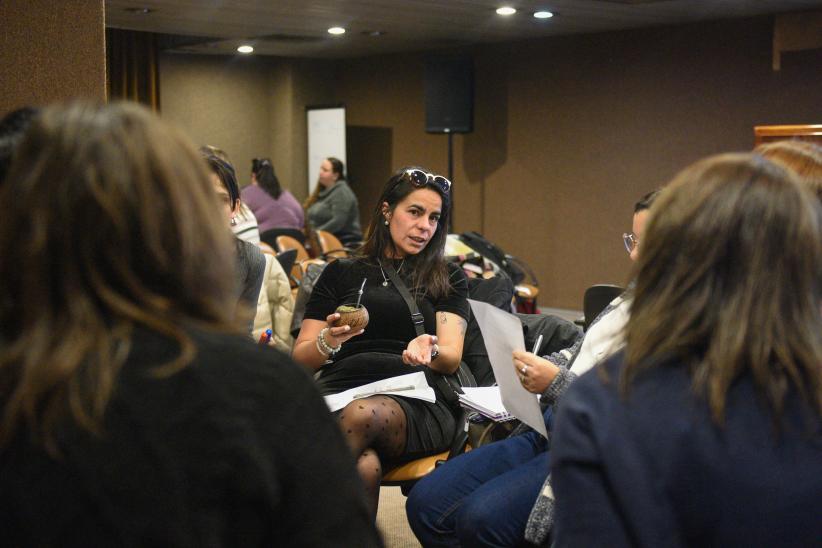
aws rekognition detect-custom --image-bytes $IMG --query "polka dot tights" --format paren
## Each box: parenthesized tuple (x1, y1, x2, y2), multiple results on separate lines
(338, 395, 407, 517)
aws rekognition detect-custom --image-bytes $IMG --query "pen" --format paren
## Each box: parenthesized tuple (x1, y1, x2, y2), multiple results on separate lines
(531, 334, 543, 355)
(352, 385, 416, 399)
(258, 328, 272, 344)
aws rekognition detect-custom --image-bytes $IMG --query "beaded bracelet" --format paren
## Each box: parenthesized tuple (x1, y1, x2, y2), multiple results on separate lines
(317, 327, 342, 356)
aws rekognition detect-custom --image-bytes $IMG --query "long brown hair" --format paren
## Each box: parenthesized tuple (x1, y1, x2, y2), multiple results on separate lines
(755, 140, 822, 202)
(359, 167, 452, 298)
(622, 153, 822, 424)
(0, 102, 238, 452)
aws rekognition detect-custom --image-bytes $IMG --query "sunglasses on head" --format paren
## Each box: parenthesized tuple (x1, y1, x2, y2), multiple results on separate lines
(402, 169, 451, 194)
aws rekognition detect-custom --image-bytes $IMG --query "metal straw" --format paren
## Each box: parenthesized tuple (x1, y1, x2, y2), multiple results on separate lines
(355, 278, 367, 308)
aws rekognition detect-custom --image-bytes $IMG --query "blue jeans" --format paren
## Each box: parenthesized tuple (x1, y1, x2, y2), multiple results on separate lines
(406, 412, 551, 547)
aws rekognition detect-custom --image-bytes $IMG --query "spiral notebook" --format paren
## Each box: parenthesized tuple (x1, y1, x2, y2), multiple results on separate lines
(458, 386, 516, 422)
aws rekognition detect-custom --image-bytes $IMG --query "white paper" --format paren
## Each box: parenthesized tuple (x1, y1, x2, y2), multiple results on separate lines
(468, 299, 548, 438)
(323, 371, 435, 413)
(459, 386, 513, 421)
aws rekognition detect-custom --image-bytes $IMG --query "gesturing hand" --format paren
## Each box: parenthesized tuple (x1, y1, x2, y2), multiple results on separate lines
(512, 350, 560, 394)
(403, 334, 438, 366)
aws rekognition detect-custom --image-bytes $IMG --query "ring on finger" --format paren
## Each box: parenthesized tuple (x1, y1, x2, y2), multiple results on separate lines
(520, 365, 528, 374)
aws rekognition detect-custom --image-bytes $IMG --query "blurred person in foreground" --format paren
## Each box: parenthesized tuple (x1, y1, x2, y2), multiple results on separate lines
(551, 153, 822, 547)
(0, 102, 381, 547)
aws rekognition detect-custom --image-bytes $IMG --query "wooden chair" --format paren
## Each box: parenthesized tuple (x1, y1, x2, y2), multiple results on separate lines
(275, 235, 319, 289)
(315, 230, 350, 259)
(260, 228, 306, 251)
(382, 407, 472, 495)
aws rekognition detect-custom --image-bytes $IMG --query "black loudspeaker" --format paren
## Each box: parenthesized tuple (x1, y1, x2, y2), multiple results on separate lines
(425, 56, 474, 134)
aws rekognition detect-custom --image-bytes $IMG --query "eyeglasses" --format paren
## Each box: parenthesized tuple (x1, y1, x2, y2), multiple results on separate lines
(622, 232, 638, 254)
(402, 169, 451, 194)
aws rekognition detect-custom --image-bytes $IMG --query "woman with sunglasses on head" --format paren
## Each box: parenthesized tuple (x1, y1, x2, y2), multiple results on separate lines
(242, 158, 304, 232)
(303, 157, 362, 247)
(293, 167, 468, 517)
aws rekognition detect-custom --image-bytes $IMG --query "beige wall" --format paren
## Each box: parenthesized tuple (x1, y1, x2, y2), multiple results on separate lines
(333, 16, 821, 308)
(158, 15, 821, 309)
(160, 54, 334, 199)
(159, 54, 273, 187)
(0, 0, 105, 113)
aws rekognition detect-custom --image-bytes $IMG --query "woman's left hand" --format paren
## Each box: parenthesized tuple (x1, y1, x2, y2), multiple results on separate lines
(403, 334, 438, 366)
(512, 350, 560, 394)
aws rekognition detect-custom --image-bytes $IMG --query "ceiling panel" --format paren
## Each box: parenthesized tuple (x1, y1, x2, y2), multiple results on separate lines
(104, 0, 822, 58)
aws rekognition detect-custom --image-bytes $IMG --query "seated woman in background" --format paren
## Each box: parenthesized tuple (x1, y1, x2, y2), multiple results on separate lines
(406, 190, 658, 547)
(551, 153, 822, 547)
(0, 102, 380, 547)
(292, 167, 468, 517)
(203, 153, 266, 335)
(242, 157, 304, 232)
(303, 157, 362, 246)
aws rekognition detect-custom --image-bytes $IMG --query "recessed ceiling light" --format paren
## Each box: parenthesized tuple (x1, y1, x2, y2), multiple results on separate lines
(534, 10, 554, 19)
(496, 6, 517, 16)
(124, 7, 152, 14)
(237, 45, 254, 54)
(328, 27, 346, 35)
(361, 30, 386, 37)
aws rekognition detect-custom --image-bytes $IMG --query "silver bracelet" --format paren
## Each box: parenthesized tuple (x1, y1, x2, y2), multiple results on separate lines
(317, 327, 342, 356)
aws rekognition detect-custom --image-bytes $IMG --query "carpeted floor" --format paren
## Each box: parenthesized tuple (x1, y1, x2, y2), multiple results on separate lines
(377, 486, 421, 548)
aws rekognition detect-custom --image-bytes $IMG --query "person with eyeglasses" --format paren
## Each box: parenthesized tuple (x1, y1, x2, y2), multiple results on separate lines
(406, 189, 659, 547)
(303, 157, 363, 247)
(292, 166, 468, 518)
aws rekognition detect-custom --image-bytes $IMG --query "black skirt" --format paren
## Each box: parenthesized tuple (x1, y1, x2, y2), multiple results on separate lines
(317, 351, 457, 460)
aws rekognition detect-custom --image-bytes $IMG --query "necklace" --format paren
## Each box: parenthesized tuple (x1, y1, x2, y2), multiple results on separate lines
(379, 259, 405, 287)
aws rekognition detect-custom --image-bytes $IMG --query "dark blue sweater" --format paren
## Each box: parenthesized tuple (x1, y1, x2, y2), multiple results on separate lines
(551, 352, 822, 547)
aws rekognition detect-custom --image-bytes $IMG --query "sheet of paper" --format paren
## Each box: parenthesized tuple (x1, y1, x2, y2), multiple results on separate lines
(323, 371, 435, 413)
(468, 299, 548, 438)
(459, 386, 512, 420)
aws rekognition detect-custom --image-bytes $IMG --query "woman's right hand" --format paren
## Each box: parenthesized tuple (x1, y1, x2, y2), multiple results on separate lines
(322, 312, 365, 347)
(512, 350, 560, 394)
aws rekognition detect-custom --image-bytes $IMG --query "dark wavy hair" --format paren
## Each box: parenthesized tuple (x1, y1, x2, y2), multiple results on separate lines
(622, 153, 822, 426)
(252, 157, 282, 200)
(359, 166, 451, 298)
(204, 154, 239, 211)
(0, 102, 238, 453)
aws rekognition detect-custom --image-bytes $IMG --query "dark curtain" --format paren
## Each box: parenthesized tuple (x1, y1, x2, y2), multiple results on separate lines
(106, 28, 160, 111)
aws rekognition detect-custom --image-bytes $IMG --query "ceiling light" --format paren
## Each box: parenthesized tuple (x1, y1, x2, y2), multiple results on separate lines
(496, 6, 517, 16)
(124, 7, 152, 14)
(361, 30, 386, 37)
(328, 27, 346, 35)
(237, 45, 254, 54)
(533, 11, 554, 19)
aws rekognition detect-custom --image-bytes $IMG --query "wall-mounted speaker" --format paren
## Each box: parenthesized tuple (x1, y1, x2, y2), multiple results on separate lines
(424, 56, 474, 134)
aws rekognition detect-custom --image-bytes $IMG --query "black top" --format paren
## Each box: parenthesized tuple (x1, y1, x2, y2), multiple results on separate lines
(551, 351, 822, 548)
(304, 258, 469, 392)
(0, 326, 381, 547)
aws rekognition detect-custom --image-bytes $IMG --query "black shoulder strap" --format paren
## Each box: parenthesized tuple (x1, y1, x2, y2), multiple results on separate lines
(382, 260, 469, 408)
(382, 261, 425, 337)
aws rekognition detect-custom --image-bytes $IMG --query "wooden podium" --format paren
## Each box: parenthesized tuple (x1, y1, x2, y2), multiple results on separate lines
(754, 125, 822, 146)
